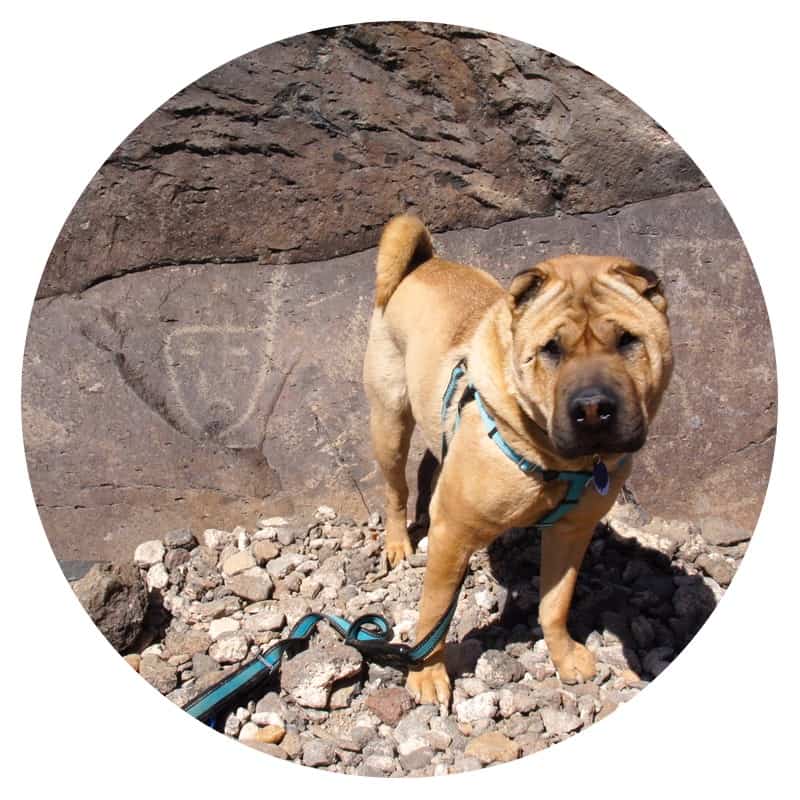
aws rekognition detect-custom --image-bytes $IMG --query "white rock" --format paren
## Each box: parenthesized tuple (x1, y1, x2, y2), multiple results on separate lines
(134, 540, 165, 567)
(209, 618, 240, 640)
(253, 527, 279, 541)
(202, 529, 228, 549)
(251, 710, 285, 727)
(146, 562, 169, 590)
(454, 691, 499, 723)
(235, 527, 250, 551)
(315, 505, 337, 522)
(258, 517, 289, 527)
(209, 632, 250, 664)
(238, 722, 259, 741)
(398, 736, 429, 756)
(266, 553, 306, 579)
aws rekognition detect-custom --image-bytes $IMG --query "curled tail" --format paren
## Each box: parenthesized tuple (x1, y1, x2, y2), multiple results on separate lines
(374, 215, 434, 308)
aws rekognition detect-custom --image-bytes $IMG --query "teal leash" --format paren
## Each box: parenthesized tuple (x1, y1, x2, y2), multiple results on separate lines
(184, 569, 466, 728)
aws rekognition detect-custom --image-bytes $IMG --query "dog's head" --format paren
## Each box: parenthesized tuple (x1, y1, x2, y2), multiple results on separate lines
(506, 255, 672, 459)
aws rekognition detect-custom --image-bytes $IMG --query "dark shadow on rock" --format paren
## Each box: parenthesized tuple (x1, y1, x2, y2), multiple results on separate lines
(453, 522, 717, 682)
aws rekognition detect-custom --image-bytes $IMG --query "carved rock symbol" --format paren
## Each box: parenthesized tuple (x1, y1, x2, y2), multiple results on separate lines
(164, 325, 271, 439)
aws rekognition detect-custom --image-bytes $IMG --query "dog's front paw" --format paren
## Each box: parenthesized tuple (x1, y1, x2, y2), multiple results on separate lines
(385, 526, 413, 567)
(406, 662, 451, 706)
(551, 640, 597, 684)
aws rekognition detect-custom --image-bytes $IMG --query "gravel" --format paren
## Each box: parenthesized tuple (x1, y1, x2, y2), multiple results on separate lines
(87, 497, 740, 777)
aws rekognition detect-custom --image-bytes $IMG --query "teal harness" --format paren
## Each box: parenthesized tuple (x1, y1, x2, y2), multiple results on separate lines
(185, 359, 620, 729)
(441, 358, 613, 525)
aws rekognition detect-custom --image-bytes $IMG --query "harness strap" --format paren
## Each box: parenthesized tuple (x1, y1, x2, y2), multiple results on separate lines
(439, 359, 603, 528)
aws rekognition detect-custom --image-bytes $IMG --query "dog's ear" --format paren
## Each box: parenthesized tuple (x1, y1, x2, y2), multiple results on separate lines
(614, 263, 668, 313)
(508, 266, 549, 312)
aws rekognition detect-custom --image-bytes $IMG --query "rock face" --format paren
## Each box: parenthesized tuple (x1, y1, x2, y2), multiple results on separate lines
(71, 562, 147, 651)
(22, 22, 775, 562)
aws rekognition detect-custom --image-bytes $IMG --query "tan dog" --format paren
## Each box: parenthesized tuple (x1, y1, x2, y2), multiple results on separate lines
(363, 215, 672, 705)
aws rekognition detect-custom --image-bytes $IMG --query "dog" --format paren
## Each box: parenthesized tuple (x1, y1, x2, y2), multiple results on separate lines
(363, 215, 672, 705)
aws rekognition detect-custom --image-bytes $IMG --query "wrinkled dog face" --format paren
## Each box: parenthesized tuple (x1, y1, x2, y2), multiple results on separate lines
(507, 255, 673, 459)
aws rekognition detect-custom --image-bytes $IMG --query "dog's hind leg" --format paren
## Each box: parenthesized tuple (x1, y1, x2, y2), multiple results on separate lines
(364, 317, 415, 567)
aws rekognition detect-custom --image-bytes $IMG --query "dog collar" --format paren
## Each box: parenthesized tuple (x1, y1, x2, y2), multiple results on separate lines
(440, 359, 627, 527)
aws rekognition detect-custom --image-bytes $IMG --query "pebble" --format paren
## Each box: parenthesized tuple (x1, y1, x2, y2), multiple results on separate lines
(209, 617, 240, 640)
(365, 687, 414, 725)
(222, 551, 257, 576)
(302, 738, 336, 767)
(146, 562, 170, 590)
(465, 731, 520, 764)
(454, 691, 499, 723)
(227, 572, 273, 602)
(541, 707, 583, 736)
(252, 541, 280, 564)
(281, 645, 363, 709)
(209, 631, 250, 664)
(164, 528, 196, 549)
(134, 540, 165, 567)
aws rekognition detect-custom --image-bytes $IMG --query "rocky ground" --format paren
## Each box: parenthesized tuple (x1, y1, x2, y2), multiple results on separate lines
(72, 500, 744, 777)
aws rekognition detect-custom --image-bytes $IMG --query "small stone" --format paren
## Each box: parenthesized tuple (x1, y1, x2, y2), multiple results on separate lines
(315, 505, 337, 522)
(224, 714, 242, 737)
(302, 738, 336, 767)
(459, 677, 489, 697)
(228, 572, 273, 602)
(222, 551, 257, 577)
(239, 722, 259, 741)
(192, 653, 219, 677)
(700, 517, 751, 547)
(541, 707, 582, 736)
(363, 754, 394, 774)
(164, 628, 211, 658)
(451, 756, 483, 773)
(164, 548, 190, 572)
(695, 553, 735, 587)
(209, 631, 250, 664)
(266, 554, 306, 579)
(209, 617, 240, 640)
(281, 644, 363, 709)
(365, 687, 414, 725)
(164, 528, 196, 549)
(498, 687, 538, 717)
(140, 654, 178, 694)
(300, 577, 322, 598)
(475, 650, 524, 688)
(454, 691, 499, 723)
(254, 725, 285, 745)
(399, 746, 434, 771)
(202, 529, 230, 549)
(281, 730, 302, 758)
(252, 540, 280, 564)
(134, 540, 165, 567)
(146, 562, 169, 590)
(465, 731, 520, 764)
(124, 654, 140, 671)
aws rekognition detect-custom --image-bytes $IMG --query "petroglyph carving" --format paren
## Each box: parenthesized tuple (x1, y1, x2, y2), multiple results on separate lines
(164, 325, 272, 441)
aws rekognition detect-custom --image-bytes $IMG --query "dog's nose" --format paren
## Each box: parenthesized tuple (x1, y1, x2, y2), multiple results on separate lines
(569, 388, 617, 430)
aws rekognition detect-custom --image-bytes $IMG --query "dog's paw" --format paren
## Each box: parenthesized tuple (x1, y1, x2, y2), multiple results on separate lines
(407, 662, 451, 706)
(551, 641, 597, 684)
(386, 532, 413, 567)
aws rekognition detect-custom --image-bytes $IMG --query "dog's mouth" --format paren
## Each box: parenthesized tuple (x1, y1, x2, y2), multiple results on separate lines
(551, 424, 647, 459)
(550, 385, 647, 459)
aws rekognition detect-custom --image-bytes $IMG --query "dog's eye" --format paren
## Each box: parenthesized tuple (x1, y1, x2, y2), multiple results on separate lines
(618, 331, 639, 349)
(541, 339, 562, 359)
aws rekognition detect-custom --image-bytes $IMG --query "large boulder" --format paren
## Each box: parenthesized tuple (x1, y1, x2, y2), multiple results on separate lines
(71, 562, 148, 651)
(22, 23, 775, 562)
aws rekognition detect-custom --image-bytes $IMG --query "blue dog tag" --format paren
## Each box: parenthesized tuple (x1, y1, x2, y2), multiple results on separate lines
(592, 460, 609, 495)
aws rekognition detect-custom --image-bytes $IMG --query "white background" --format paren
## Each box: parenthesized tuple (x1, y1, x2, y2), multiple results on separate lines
(3, 2, 797, 797)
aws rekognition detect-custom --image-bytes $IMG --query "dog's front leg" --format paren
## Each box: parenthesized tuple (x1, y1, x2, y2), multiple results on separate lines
(538, 524, 597, 683)
(406, 521, 474, 706)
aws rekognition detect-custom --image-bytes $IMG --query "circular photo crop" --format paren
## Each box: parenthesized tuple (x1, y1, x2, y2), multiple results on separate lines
(22, 21, 776, 777)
